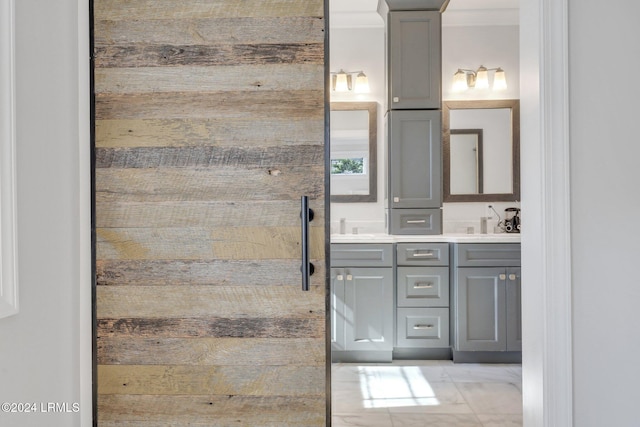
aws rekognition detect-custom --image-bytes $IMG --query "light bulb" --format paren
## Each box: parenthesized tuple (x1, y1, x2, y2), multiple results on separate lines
(452, 70, 468, 91)
(475, 66, 489, 89)
(354, 72, 370, 93)
(334, 72, 349, 92)
(493, 68, 507, 90)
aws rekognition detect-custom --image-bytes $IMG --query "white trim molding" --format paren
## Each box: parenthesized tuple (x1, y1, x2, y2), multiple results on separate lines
(78, 0, 93, 423)
(520, 0, 573, 425)
(0, 0, 18, 319)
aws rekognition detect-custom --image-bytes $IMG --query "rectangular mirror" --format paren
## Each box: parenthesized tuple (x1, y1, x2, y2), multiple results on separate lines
(443, 99, 520, 202)
(330, 102, 378, 203)
(450, 129, 483, 195)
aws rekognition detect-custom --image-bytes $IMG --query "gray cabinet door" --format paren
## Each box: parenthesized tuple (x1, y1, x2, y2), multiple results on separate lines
(389, 110, 442, 209)
(330, 268, 346, 351)
(506, 267, 522, 351)
(456, 267, 506, 351)
(389, 11, 441, 109)
(344, 267, 394, 351)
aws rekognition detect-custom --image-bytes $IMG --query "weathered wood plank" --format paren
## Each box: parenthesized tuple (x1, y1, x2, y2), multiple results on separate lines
(97, 317, 325, 339)
(95, 90, 323, 120)
(96, 227, 325, 260)
(95, 43, 323, 68)
(95, 64, 323, 93)
(98, 395, 325, 426)
(98, 337, 324, 365)
(95, 118, 323, 148)
(94, 0, 324, 20)
(95, 200, 325, 228)
(98, 365, 325, 396)
(96, 285, 325, 318)
(95, 146, 323, 169)
(95, 167, 323, 202)
(94, 17, 324, 46)
(95, 259, 326, 287)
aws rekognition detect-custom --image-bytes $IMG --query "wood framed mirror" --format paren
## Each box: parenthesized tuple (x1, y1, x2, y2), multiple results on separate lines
(443, 99, 520, 202)
(330, 102, 378, 203)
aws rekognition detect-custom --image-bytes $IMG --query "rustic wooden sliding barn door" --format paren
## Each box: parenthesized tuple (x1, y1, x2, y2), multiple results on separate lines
(93, 1, 327, 425)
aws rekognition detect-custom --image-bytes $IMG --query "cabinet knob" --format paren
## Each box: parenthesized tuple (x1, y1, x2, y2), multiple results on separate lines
(393, 197, 400, 203)
(393, 97, 400, 103)
(346, 274, 353, 281)
(336, 275, 343, 281)
(499, 274, 507, 280)
(509, 274, 517, 281)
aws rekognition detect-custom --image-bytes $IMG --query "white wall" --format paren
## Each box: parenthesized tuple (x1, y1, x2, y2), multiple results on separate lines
(569, 2, 640, 425)
(330, 26, 387, 233)
(0, 1, 90, 426)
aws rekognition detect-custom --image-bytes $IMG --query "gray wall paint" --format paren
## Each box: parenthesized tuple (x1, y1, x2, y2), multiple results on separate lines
(0, 1, 89, 426)
(570, 2, 640, 425)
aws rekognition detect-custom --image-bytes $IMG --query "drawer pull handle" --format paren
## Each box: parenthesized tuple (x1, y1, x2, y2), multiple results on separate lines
(336, 275, 343, 281)
(509, 274, 517, 281)
(499, 274, 507, 280)
(406, 220, 426, 224)
(413, 324, 434, 330)
(412, 251, 434, 258)
(413, 283, 433, 289)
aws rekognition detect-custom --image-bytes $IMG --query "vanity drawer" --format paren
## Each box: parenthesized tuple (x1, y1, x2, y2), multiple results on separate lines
(330, 243, 393, 267)
(397, 267, 449, 307)
(396, 243, 449, 266)
(396, 308, 449, 348)
(455, 243, 521, 267)
(389, 208, 442, 235)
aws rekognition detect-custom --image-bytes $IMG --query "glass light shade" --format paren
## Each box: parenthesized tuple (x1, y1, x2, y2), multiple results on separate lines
(493, 68, 507, 90)
(354, 72, 370, 93)
(452, 70, 468, 91)
(334, 72, 350, 92)
(475, 66, 489, 89)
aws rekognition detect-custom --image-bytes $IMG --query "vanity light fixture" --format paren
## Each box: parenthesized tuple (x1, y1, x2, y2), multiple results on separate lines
(331, 70, 370, 93)
(452, 66, 507, 91)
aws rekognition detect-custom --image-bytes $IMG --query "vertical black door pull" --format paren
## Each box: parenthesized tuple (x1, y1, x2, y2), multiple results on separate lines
(300, 196, 315, 291)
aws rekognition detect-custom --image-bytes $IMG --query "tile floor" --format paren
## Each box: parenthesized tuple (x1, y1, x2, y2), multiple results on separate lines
(332, 360, 522, 427)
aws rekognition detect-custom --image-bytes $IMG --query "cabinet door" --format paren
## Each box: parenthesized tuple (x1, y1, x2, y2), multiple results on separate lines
(456, 267, 506, 351)
(506, 267, 522, 351)
(389, 110, 442, 209)
(344, 268, 394, 351)
(330, 268, 346, 351)
(389, 11, 441, 109)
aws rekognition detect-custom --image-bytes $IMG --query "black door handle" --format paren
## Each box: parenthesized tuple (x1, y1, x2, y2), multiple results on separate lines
(300, 196, 315, 291)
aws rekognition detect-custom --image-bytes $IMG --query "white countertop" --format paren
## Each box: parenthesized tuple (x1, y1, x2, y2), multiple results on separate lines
(331, 233, 521, 244)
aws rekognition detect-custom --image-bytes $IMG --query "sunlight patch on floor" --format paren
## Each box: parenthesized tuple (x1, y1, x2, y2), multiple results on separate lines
(358, 366, 440, 409)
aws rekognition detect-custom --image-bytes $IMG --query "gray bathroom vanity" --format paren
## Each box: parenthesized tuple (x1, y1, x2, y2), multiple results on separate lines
(330, 236, 521, 363)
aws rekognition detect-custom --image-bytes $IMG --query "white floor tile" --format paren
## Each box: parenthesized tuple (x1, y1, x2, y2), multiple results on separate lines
(476, 413, 523, 426)
(444, 364, 522, 384)
(391, 413, 482, 427)
(332, 413, 394, 427)
(456, 382, 523, 415)
(331, 361, 523, 424)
